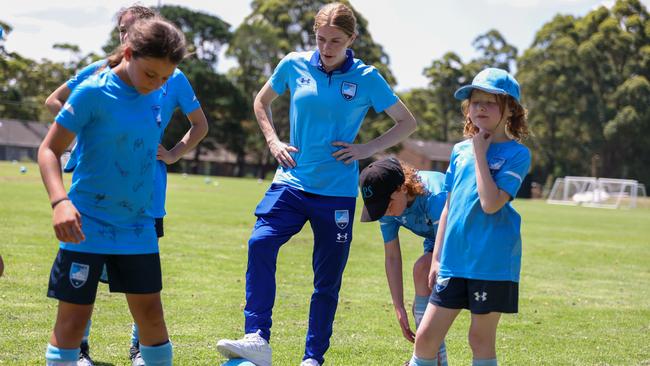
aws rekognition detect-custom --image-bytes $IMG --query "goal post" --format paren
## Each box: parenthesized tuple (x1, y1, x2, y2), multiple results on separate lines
(546, 176, 646, 209)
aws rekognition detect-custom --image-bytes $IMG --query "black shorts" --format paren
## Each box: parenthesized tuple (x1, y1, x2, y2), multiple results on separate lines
(429, 276, 518, 314)
(47, 249, 162, 305)
(155, 217, 164, 238)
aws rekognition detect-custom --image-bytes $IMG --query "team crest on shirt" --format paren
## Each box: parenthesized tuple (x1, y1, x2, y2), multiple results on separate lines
(335, 210, 350, 229)
(151, 105, 162, 127)
(341, 81, 357, 100)
(70, 262, 90, 289)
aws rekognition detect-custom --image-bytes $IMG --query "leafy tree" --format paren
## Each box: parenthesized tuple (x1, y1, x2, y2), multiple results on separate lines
(518, 0, 650, 184)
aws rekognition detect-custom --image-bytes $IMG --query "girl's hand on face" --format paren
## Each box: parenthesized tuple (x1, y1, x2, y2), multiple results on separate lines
(428, 259, 440, 290)
(472, 129, 493, 157)
(53, 200, 85, 244)
(268, 139, 298, 168)
(157, 144, 177, 165)
(331, 142, 374, 164)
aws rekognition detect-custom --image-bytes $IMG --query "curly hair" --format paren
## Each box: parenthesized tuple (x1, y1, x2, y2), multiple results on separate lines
(399, 160, 427, 197)
(461, 93, 529, 141)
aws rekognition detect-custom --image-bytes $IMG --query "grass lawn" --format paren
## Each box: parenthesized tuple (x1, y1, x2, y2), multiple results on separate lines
(0, 161, 648, 365)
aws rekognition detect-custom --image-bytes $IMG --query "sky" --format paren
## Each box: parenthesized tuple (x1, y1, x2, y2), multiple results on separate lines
(3, 0, 649, 91)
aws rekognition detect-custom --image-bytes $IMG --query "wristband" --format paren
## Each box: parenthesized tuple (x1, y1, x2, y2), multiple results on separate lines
(51, 197, 70, 209)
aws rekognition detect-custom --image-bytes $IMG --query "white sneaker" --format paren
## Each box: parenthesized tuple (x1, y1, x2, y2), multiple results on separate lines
(217, 332, 272, 366)
(300, 359, 320, 366)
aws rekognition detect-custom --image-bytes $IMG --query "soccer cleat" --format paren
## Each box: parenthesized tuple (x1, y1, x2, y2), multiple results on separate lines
(217, 332, 272, 366)
(300, 358, 320, 366)
(129, 344, 145, 366)
(78, 342, 94, 366)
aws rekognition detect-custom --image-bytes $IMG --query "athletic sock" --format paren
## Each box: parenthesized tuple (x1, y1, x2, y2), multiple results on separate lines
(472, 358, 497, 366)
(413, 295, 428, 328)
(82, 319, 91, 344)
(131, 323, 140, 346)
(437, 341, 448, 366)
(409, 354, 439, 366)
(140, 340, 173, 366)
(45, 343, 79, 366)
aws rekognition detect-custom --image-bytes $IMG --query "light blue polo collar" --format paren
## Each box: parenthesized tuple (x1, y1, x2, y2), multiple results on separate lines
(309, 49, 355, 74)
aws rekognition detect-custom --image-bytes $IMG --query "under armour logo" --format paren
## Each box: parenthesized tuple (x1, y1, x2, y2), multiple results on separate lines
(474, 291, 487, 302)
(336, 233, 348, 242)
(399, 216, 407, 224)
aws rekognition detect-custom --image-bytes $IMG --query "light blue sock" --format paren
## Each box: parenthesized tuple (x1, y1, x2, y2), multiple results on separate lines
(438, 341, 448, 366)
(131, 323, 140, 346)
(409, 354, 439, 366)
(140, 341, 173, 366)
(473, 358, 497, 366)
(45, 343, 79, 366)
(413, 295, 428, 328)
(82, 319, 91, 343)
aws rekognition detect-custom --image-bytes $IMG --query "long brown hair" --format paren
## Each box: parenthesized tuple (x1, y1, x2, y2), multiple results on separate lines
(313, 2, 357, 37)
(107, 18, 187, 67)
(103, 5, 159, 69)
(461, 93, 529, 141)
(116, 4, 157, 25)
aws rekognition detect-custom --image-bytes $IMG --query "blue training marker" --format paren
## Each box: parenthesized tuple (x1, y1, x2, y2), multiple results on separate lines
(221, 359, 257, 366)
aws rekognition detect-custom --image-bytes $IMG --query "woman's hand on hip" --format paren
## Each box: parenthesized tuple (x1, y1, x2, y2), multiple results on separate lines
(331, 141, 374, 164)
(268, 138, 298, 168)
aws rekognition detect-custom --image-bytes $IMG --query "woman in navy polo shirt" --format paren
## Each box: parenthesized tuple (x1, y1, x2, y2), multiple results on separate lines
(217, 3, 416, 366)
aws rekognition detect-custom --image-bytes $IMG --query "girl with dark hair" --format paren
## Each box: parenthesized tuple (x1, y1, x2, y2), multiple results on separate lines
(38, 18, 188, 366)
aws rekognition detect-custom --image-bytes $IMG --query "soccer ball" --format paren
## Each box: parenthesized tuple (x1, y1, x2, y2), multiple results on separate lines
(221, 359, 257, 366)
(20, 166, 27, 174)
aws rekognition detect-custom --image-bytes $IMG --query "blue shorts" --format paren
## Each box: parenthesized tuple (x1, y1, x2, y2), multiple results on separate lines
(429, 276, 518, 314)
(47, 249, 162, 305)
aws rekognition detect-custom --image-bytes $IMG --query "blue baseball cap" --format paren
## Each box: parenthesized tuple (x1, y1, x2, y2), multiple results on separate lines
(454, 68, 520, 103)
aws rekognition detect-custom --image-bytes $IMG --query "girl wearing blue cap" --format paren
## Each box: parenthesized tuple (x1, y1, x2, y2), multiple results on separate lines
(38, 18, 187, 366)
(359, 157, 448, 365)
(409, 68, 530, 366)
(217, 3, 416, 366)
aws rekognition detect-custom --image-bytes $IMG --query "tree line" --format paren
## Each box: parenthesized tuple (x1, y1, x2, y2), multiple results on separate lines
(1, 0, 648, 186)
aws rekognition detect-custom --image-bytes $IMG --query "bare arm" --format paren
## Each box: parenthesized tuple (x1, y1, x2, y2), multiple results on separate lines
(253, 81, 298, 168)
(44, 83, 72, 117)
(384, 237, 415, 342)
(157, 107, 209, 164)
(37, 123, 84, 243)
(332, 99, 417, 163)
(428, 195, 450, 289)
(472, 132, 511, 214)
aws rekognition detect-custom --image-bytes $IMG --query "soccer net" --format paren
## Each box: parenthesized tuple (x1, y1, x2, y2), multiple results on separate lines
(546, 176, 647, 209)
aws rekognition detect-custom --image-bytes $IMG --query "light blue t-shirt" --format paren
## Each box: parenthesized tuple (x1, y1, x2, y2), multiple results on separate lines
(269, 50, 399, 197)
(64, 62, 200, 218)
(439, 139, 531, 282)
(150, 68, 201, 218)
(378, 171, 447, 252)
(66, 59, 108, 91)
(55, 71, 164, 254)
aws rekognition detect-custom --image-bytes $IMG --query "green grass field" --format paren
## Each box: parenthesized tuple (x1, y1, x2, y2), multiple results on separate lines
(1, 161, 649, 365)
